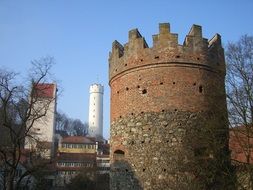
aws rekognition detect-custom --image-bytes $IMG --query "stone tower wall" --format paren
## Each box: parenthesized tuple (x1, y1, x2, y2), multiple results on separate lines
(109, 23, 231, 190)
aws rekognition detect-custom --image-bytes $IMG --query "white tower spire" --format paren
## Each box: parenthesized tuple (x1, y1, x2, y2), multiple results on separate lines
(88, 84, 104, 138)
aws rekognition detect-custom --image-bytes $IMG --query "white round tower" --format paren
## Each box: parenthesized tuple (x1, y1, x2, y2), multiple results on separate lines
(88, 84, 104, 138)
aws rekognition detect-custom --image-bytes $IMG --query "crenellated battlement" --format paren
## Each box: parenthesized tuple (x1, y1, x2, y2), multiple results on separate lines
(109, 23, 225, 83)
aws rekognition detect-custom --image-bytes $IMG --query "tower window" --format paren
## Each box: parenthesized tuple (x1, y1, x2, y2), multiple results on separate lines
(199, 86, 203, 93)
(142, 89, 147, 94)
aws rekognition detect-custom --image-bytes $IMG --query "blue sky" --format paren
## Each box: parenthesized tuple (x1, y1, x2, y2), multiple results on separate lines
(0, 0, 252, 139)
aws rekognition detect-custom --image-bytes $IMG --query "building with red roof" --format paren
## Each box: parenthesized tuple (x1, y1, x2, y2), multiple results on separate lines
(33, 83, 56, 99)
(25, 83, 57, 159)
(55, 135, 110, 186)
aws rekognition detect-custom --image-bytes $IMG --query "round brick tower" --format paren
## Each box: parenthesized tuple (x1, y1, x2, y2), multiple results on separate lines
(109, 23, 232, 190)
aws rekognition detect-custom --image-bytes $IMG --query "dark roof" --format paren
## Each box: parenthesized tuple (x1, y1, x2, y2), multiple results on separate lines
(98, 143, 110, 155)
(97, 154, 110, 158)
(56, 152, 96, 162)
(56, 167, 93, 171)
(61, 136, 96, 144)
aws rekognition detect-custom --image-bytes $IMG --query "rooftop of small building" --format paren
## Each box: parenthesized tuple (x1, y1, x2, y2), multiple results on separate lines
(56, 152, 96, 162)
(61, 136, 96, 144)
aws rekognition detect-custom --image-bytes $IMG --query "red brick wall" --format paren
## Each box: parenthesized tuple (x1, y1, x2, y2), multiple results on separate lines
(110, 65, 224, 121)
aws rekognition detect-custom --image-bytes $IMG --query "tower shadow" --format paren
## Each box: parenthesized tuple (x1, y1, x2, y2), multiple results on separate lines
(110, 160, 143, 190)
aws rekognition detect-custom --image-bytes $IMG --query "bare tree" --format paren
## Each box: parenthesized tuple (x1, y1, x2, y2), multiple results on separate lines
(55, 111, 88, 136)
(0, 56, 56, 190)
(226, 35, 253, 189)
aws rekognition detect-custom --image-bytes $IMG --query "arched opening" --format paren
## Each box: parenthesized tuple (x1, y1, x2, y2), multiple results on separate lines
(113, 149, 125, 161)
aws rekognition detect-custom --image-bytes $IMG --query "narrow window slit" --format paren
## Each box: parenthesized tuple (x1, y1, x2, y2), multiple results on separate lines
(199, 86, 203, 93)
(142, 89, 147, 94)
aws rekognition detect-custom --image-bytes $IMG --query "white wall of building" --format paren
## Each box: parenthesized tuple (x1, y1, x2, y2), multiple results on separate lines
(25, 84, 57, 158)
(88, 84, 104, 138)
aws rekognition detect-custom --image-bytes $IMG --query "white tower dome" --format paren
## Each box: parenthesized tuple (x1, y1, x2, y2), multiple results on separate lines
(88, 84, 104, 138)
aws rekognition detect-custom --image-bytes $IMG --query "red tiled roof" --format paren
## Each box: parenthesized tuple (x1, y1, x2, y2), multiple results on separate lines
(61, 136, 96, 144)
(57, 152, 96, 162)
(33, 83, 56, 98)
